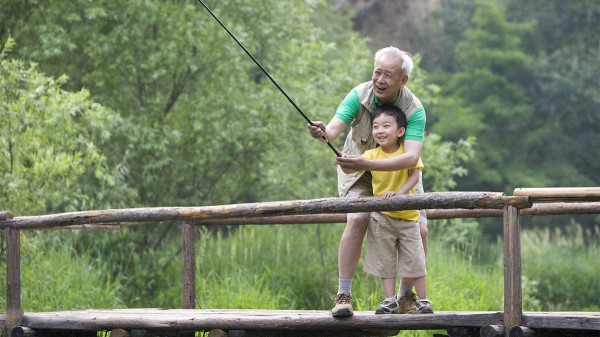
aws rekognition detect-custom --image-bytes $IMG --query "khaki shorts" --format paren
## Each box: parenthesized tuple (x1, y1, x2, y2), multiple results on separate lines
(363, 212, 426, 279)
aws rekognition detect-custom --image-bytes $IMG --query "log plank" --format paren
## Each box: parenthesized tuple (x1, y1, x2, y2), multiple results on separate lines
(521, 312, 600, 330)
(8, 310, 598, 333)
(19, 310, 502, 330)
(0, 192, 531, 230)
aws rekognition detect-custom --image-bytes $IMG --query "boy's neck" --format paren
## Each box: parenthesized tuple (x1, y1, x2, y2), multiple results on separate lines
(380, 143, 400, 154)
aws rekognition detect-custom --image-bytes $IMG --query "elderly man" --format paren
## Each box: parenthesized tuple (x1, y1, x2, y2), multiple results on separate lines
(308, 46, 428, 317)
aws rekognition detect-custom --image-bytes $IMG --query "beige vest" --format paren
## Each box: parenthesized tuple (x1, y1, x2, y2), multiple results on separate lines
(337, 81, 423, 197)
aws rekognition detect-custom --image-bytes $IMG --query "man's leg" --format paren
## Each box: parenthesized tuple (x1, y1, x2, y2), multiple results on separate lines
(332, 213, 369, 317)
(338, 213, 369, 280)
(332, 173, 372, 317)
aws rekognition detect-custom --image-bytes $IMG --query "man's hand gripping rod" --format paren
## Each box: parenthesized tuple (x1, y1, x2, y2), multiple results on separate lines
(197, 0, 342, 157)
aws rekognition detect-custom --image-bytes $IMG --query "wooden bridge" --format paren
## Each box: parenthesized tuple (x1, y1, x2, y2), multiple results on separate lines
(1, 188, 600, 337)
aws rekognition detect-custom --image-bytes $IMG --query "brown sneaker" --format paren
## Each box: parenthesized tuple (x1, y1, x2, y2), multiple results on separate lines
(332, 291, 353, 317)
(396, 290, 418, 314)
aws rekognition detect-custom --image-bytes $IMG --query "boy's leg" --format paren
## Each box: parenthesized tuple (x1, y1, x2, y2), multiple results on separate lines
(402, 172, 428, 288)
(412, 276, 434, 314)
(381, 277, 396, 298)
(375, 277, 401, 314)
(396, 218, 428, 313)
(412, 276, 427, 300)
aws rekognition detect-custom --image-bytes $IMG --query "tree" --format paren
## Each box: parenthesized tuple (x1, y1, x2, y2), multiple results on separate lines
(429, 0, 539, 192)
(0, 38, 135, 215)
(424, 0, 599, 192)
(505, 0, 600, 187)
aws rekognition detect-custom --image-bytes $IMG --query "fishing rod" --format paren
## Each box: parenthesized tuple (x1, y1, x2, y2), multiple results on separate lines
(197, 0, 342, 157)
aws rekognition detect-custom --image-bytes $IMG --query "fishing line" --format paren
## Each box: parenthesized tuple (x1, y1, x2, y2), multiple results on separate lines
(197, 0, 341, 157)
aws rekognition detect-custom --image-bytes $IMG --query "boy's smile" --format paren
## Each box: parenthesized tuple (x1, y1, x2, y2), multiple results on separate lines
(371, 113, 405, 153)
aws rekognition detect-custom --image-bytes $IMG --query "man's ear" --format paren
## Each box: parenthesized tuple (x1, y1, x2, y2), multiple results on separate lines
(401, 75, 409, 86)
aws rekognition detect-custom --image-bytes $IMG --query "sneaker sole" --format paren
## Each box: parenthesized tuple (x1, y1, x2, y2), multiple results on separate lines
(332, 308, 353, 318)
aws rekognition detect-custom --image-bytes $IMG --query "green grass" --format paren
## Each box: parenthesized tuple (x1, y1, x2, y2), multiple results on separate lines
(520, 222, 600, 311)
(0, 232, 124, 311)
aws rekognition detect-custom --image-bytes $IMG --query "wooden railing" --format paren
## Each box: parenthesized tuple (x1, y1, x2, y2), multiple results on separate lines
(1, 188, 600, 337)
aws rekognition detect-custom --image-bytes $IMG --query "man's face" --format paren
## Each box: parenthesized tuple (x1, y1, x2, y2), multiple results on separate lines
(371, 54, 407, 104)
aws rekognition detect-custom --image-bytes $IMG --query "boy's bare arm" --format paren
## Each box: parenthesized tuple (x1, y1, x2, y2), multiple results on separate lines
(381, 168, 421, 199)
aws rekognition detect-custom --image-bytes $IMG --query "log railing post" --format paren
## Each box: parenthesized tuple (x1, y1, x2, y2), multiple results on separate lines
(182, 222, 196, 309)
(6, 227, 23, 330)
(503, 205, 522, 335)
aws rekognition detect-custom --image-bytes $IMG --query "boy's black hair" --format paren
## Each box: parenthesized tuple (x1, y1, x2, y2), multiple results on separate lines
(372, 104, 407, 129)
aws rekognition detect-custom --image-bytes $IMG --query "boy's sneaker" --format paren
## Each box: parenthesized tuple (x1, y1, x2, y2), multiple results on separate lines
(375, 297, 400, 314)
(396, 290, 418, 314)
(331, 291, 353, 318)
(416, 299, 434, 314)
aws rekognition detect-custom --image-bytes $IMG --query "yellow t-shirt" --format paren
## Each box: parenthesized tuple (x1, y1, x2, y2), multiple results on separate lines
(362, 143, 424, 220)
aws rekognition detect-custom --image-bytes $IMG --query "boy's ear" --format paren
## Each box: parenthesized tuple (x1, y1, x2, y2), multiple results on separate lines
(397, 127, 406, 138)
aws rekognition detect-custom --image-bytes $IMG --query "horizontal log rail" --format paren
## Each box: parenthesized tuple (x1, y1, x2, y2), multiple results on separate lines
(0, 192, 532, 230)
(0, 211, 13, 220)
(7, 202, 595, 230)
(189, 202, 600, 226)
(513, 187, 600, 202)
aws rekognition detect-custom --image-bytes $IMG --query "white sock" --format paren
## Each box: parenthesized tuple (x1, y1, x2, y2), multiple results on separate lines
(338, 278, 352, 294)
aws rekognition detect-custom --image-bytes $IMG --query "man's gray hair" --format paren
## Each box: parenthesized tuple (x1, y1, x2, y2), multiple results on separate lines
(374, 46, 414, 76)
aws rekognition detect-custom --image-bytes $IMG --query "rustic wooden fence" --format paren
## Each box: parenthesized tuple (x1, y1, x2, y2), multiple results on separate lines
(1, 188, 599, 337)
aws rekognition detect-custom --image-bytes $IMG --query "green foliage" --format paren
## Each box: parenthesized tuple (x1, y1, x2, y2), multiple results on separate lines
(3, 0, 373, 207)
(425, 0, 599, 193)
(506, 0, 600, 187)
(421, 134, 475, 192)
(0, 39, 135, 215)
(433, 0, 538, 193)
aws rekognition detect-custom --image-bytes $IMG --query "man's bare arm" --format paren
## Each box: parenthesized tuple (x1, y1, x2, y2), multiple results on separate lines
(307, 117, 347, 143)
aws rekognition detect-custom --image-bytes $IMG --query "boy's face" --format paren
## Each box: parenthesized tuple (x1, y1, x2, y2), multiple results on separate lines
(371, 113, 405, 148)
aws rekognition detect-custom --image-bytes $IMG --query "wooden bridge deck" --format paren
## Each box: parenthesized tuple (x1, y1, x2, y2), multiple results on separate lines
(1, 309, 599, 332)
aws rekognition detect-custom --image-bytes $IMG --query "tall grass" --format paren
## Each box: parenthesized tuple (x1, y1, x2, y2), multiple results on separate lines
(520, 222, 600, 311)
(0, 232, 124, 311)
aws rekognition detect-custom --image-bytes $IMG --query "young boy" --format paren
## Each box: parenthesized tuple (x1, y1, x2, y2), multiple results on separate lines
(340, 104, 433, 314)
